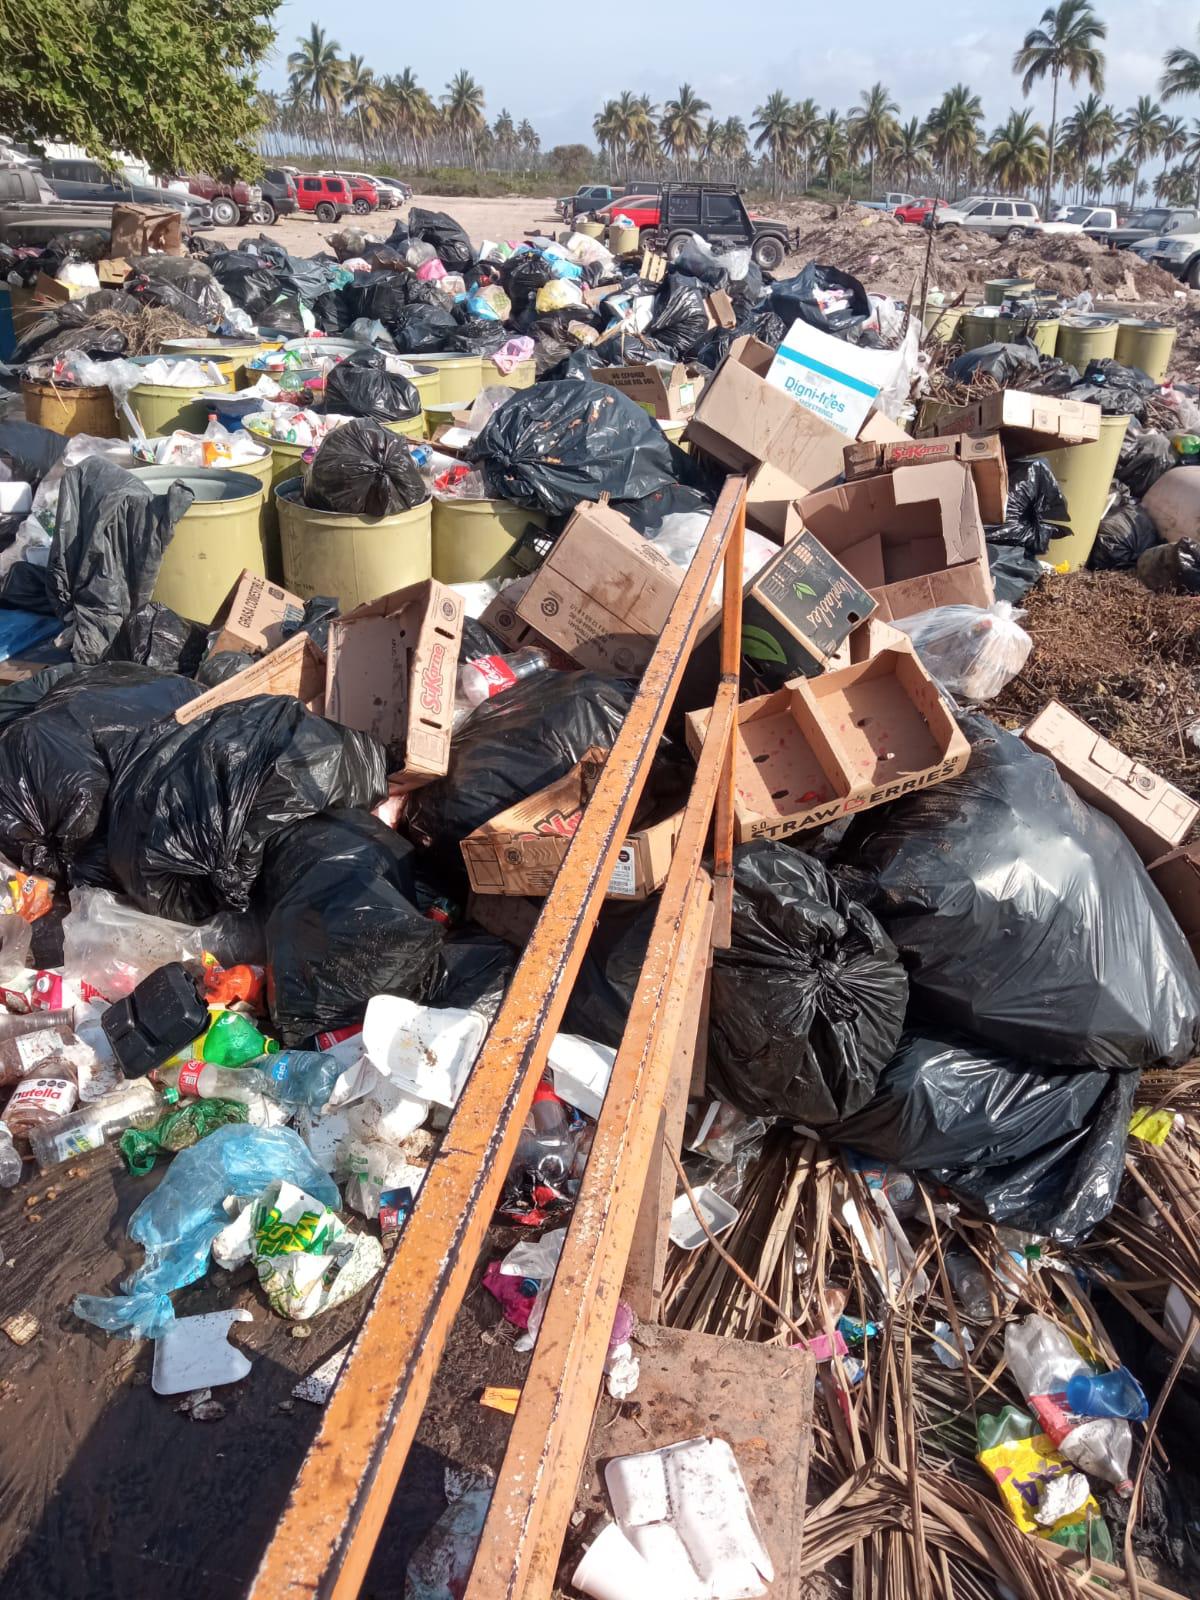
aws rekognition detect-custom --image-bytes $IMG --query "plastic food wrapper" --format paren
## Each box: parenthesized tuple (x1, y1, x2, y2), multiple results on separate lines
(892, 602, 1032, 702)
(708, 843, 908, 1125)
(977, 1407, 1112, 1558)
(0, 869, 55, 922)
(836, 716, 1200, 1072)
(75, 1124, 339, 1337)
(248, 1179, 384, 1320)
(120, 1098, 249, 1177)
(301, 419, 427, 517)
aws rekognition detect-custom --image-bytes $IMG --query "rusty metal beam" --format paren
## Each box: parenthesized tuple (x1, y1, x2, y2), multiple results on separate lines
(710, 486, 744, 949)
(249, 475, 748, 1600)
(464, 674, 737, 1600)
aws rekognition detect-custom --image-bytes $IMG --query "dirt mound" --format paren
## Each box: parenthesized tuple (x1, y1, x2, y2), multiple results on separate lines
(995, 570, 1200, 802)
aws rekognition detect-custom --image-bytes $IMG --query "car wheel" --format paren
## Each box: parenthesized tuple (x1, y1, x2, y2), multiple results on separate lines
(211, 197, 239, 227)
(1004, 226, 1026, 243)
(252, 200, 276, 226)
(353, 199, 370, 215)
(665, 233, 691, 263)
(1186, 258, 1200, 291)
(752, 236, 785, 270)
(315, 202, 336, 223)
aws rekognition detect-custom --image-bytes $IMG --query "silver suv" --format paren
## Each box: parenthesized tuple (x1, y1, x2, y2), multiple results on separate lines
(955, 197, 1041, 241)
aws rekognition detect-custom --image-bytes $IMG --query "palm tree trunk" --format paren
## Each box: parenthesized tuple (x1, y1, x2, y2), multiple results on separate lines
(1044, 69, 1059, 213)
(869, 149, 874, 197)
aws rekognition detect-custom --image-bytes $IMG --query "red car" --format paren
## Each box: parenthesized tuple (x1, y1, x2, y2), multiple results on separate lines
(325, 172, 378, 215)
(593, 193, 661, 230)
(295, 173, 354, 222)
(894, 196, 952, 226)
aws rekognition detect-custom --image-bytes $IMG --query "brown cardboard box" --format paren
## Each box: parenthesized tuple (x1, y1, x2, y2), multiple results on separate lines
(1147, 845, 1200, 960)
(843, 433, 1008, 526)
(923, 389, 1102, 453)
(174, 633, 327, 726)
(1023, 700, 1199, 863)
(324, 579, 463, 790)
(794, 460, 994, 621)
(705, 288, 737, 329)
(33, 272, 91, 305)
(208, 571, 306, 658)
(461, 747, 681, 899)
(109, 202, 183, 258)
(97, 259, 131, 287)
(744, 409, 910, 540)
(514, 500, 683, 674)
(467, 891, 542, 947)
(479, 576, 574, 660)
(685, 635, 970, 843)
(592, 362, 707, 420)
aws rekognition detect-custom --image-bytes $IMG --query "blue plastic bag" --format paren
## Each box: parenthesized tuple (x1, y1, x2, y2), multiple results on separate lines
(73, 1124, 340, 1339)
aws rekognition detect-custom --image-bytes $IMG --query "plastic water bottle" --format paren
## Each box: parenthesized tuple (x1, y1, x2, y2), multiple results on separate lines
(254, 1049, 342, 1110)
(946, 1251, 993, 1323)
(457, 648, 549, 709)
(155, 1059, 270, 1108)
(28, 1079, 160, 1171)
(0, 1122, 21, 1187)
(1005, 1315, 1134, 1494)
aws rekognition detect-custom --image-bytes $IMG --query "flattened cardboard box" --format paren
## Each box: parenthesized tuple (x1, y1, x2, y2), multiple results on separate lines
(1147, 846, 1200, 961)
(514, 501, 683, 675)
(174, 632, 327, 725)
(843, 433, 1008, 526)
(461, 747, 681, 900)
(685, 632, 970, 843)
(208, 570, 306, 657)
(592, 362, 707, 420)
(793, 459, 993, 621)
(922, 389, 1102, 454)
(1023, 700, 1199, 863)
(744, 410, 910, 540)
(324, 579, 463, 791)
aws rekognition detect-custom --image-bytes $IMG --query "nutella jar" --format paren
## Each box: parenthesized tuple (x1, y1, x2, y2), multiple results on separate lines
(5, 1051, 79, 1137)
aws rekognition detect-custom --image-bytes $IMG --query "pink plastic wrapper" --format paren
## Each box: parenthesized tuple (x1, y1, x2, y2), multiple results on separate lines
(416, 258, 447, 282)
(489, 336, 536, 375)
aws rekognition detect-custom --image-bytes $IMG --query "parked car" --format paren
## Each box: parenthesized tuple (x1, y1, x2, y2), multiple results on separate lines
(1146, 229, 1200, 289)
(861, 191, 914, 212)
(37, 160, 212, 228)
(326, 172, 378, 215)
(556, 184, 619, 221)
(1107, 207, 1199, 250)
(894, 196, 963, 227)
(181, 172, 261, 227)
(337, 172, 400, 208)
(259, 168, 298, 225)
(593, 192, 662, 230)
(639, 183, 799, 271)
(1041, 204, 1119, 238)
(294, 173, 354, 222)
(0, 163, 210, 247)
(953, 196, 1041, 239)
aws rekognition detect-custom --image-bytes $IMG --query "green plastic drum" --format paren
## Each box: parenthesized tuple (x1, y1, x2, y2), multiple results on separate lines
(133, 465, 267, 615)
(1036, 413, 1131, 570)
(490, 358, 536, 390)
(608, 225, 640, 255)
(923, 305, 965, 344)
(1055, 319, 1119, 370)
(431, 497, 545, 582)
(984, 277, 1036, 306)
(385, 413, 426, 441)
(418, 352, 484, 405)
(276, 479, 432, 608)
(1114, 320, 1177, 384)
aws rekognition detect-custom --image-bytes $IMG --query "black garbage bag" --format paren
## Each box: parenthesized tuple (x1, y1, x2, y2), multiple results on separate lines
(988, 457, 1069, 555)
(423, 925, 515, 1019)
(647, 285, 711, 358)
(0, 665, 77, 732)
(341, 273, 410, 325)
(836, 716, 1200, 1071)
(1116, 424, 1175, 498)
(195, 649, 255, 687)
(0, 421, 67, 489)
(301, 420, 427, 517)
(1088, 482, 1162, 571)
(542, 346, 610, 382)
(460, 615, 510, 663)
(312, 288, 353, 334)
(408, 207, 474, 272)
(1065, 372, 1149, 422)
(987, 539, 1042, 604)
(728, 260, 767, 316)
(323, 350, 422, 422)
(126, 255, 224, 324)
(592, 329, 669, 366)
(0, 663, 200, 881)
(769, 264, 870, 336)
(258, 809, 442, 1046)
(1137, 539, 1200, 596)
(1026, 354, 1082, 395)
(948, 340, 1042, 385)
(502, 252, 556, 314)
(405, 672, 632, 872)
(10, 287, 129, 364)
(107, 695, 389, 923)
(47, 459, 193, 664)
(706, 843, 907, 1125)
(106, 601, 209, 675)
(671, 238, 729, 289)
(562, 898, 657, 1048)
(465, 381, 677, 516)
(612, 482, 715, 532)
(448, 317, 510, 357)
(205, 251, 284, 317)
(385, 303, 460, 355)
(826, 1032, 1138, 1241)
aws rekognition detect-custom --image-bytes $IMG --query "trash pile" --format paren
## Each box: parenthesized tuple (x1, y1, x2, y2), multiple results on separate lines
(1, 195, 1199, 1600)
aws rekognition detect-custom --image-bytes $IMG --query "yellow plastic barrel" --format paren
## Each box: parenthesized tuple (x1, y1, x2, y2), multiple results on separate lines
(998, 314, 1059, 355)
(133, 465, 267, 615)
(419, 353, 484, 405)
(1115, 320, 1177, 384)
(276, 480, 432, 607)
(423, 400, 463, 439)
(577, 220, 605, 239)
(1055, 319, 1118, 370)
(1035, 413, 1130, 570)
(608, 225, 640, 255)
(923, 305, 965, 344)
(126, 359, 233, 438)
(960, 310, 1003, 351)
(22, 379, 119, 438)
(431, 497, 544, 582)
(985, 277, 1036, 306)
(407, 365, 440, 408)
(384, 413, 426, 442)
(490, 357, 536, 390)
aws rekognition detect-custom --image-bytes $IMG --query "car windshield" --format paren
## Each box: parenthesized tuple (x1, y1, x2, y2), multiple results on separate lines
(1129, 210, 1170, 228)
(1061, 207, 1093, 223)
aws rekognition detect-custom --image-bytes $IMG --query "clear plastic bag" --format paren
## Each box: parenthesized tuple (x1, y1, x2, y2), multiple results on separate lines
(892, 602, 1033, 702)
(61, 887, 209, 1002)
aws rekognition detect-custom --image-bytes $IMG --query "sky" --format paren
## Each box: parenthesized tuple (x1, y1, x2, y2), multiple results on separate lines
(261, 0, 1197, 159)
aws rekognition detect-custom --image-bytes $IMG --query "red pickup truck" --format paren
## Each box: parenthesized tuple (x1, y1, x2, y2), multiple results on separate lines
(185, 173, 262, 227)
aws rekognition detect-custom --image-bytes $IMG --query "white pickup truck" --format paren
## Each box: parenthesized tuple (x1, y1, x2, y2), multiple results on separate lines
(1042, 205, 1120, 238)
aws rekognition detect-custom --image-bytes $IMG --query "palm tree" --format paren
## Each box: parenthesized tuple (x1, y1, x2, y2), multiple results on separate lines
(254, 90, 281, 158)
(1187, 121, 1200, 207)
(660, 84, 710, 176)
(593, 101, 619, 168)
(287, 24, 346, 161)
(751, 90, 794, 198)
(696, 117, 721, 177)
(1060, 93, 1117, 201)
(517, 119, 540, 168)
(847, 83, 899, 198)
(342, 55, 377, 162)
(925, 84, 983, 197)
(1013, 0, 1107, 212)
(1122, 96, 1169, 216)
(1161, 26, 1200, 102)
(720, 117, 748, 183)
(791, 98, 822, 191)
(1154, 167, 1193, 205)
(442, 70, 486, 167)
(1106, 153, 1135, 208)
(1161, 115, 1189, 165)
(986, 108, 1048, 194)
(815, 108, 847, 193)
(493, 109, 517, 172)
(891, 117, 930, 191)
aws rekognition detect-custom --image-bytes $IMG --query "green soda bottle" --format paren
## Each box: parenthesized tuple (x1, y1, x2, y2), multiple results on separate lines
(201, 1010, 280, 1067)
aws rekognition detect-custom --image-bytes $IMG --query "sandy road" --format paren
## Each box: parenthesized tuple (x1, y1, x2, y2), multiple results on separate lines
(204, 192, 564, 256)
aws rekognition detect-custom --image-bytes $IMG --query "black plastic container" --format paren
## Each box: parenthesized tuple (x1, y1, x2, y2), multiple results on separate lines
(100, 961, 209, 1077)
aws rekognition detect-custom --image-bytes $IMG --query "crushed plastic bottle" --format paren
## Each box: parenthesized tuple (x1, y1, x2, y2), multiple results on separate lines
(1005, 1315, 1135, 1495)
(29, 1078, 161, 1170)
(154, 1059, 271, 1110)
(945, 1251, 993, 1323)
(456, 647, 550, 709)
(0, 1121, 22, 1186)
(1065, 1366, 1149, 1422)
(254, 1049, 342, 1110)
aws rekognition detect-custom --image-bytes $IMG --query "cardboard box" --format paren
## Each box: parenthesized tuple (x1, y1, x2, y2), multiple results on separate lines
(592, 362, 706, 420)
(479, 576, 575, 662)
(33, 272, 90, 305)
(843, 433, 1008, 526)
(705, 288, 736, 330)
(923, 390, 1102, 453)
(325, 579, 464, 790)
(745, 410, 909, 540)
(729, 527, 876, 687)
(97, 258, 131, 287)
(174, 633, 327, 726)
(460, 747, 681, 900)
(1023, 701, 1199, 863)
(1146, 845, 1200, 961)
(766, 318, 903, 438)
(514, 501, 683, 675)
(794, 460, 993, 621)
(467, 891, 542, 947)
(208, 570, 306, 658)
(109, 202, 183, 259)
(685, 637, 970, 843)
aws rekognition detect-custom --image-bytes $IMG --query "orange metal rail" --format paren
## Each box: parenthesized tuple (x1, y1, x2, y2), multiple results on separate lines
(250, 474, 747, 1600)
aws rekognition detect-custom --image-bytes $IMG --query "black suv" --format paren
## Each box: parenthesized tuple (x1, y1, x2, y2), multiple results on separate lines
(642, 183, 798, 271)
(261, 168, 298, 224)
